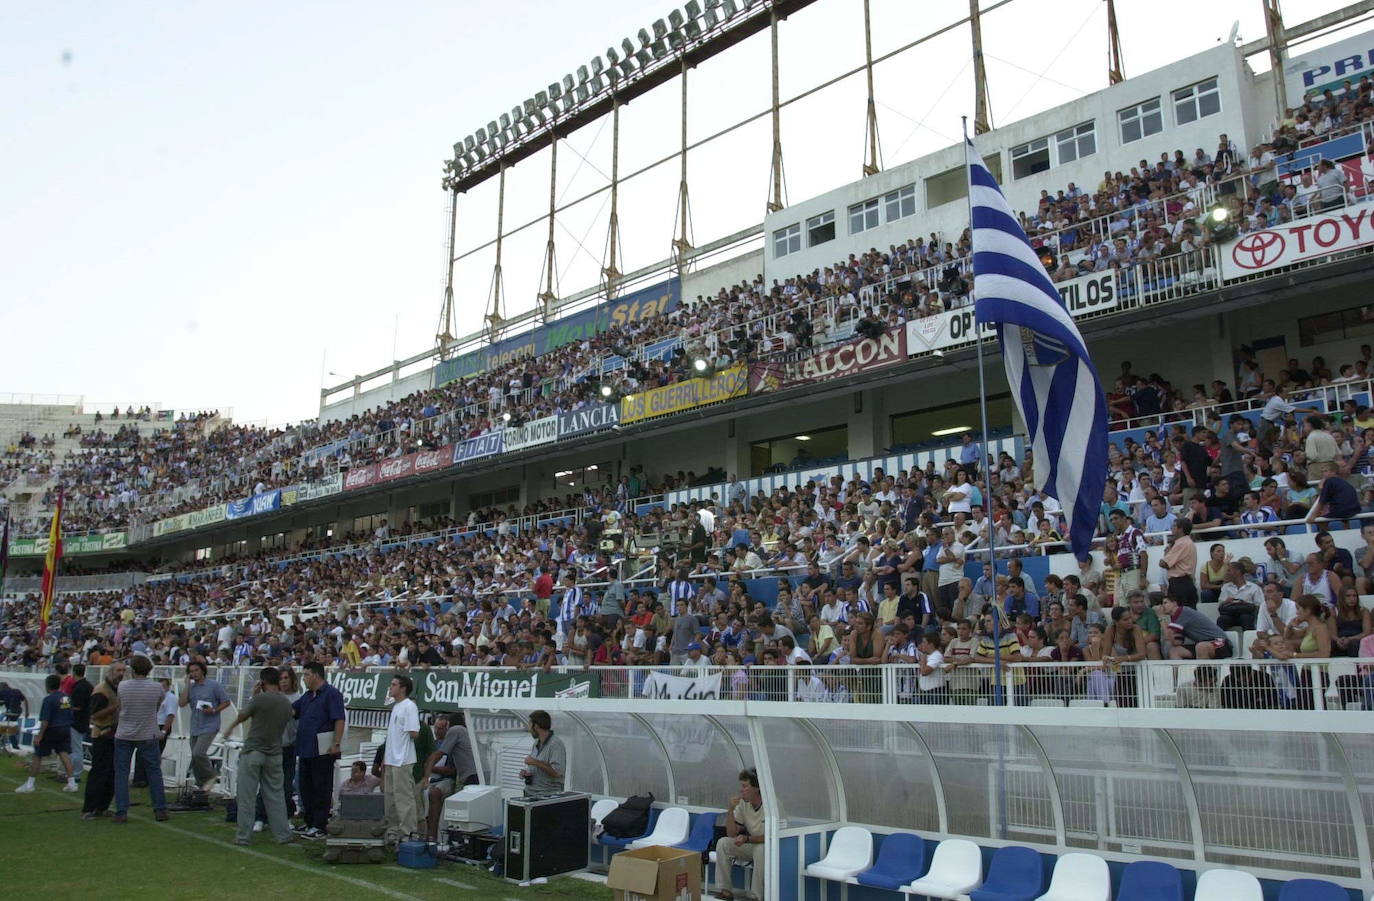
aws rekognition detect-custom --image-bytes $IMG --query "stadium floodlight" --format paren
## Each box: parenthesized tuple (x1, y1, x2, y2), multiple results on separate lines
(720, 0, 739, 18)
(591, 55, 605, 76)
(692, 357, 711, 374)
(651, 38, 667, 59)
(621, 37, 636, 59)
(638, 27, 653, 47)
(547, 82, 562, 101)
(635, 48, 652, 68)
(499, 112, 511, 131)
(685, 0, 702, 16)
(475, 127, 487, 144)
(464, 135, 476, 152)
(452, 142, 464, 159)
(653, 19, 668, 39)
(502, 411, 512, 422)
(535, 89, 549, 107)
(684, 18, 702, 40)
(589, 74, 606, 95)
(669, 10, 685, 30)
(667, 28, 684, 50)
(1207, 205, 1238, 242)
(577, 65, 589, 85)
(562, 73, 575, 93)
(741, 0, 758, 8)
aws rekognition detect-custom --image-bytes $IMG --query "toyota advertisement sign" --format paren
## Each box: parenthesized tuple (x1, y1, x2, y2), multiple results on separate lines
(1221, 203, 1374, 280)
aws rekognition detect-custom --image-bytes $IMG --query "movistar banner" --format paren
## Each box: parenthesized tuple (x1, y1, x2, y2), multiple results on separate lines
(330, 668, 601, 709)
(433, 278, 680, 385)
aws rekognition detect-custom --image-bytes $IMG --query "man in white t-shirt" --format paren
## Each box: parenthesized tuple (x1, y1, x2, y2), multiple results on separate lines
(916, 633, 948, 702)
(935, 526, 966, 611)
(383, 675, 421, 843)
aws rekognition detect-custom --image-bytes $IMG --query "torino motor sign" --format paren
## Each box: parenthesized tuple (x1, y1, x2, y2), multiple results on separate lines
(1220, 203, 1374, 280)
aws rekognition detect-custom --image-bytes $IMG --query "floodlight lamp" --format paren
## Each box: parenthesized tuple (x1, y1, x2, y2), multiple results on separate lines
(453, 142, 464, 158)
(606, 47, 621, 66)
(548, 82, 562, 100)
(638, 27, 652, 47)
(668, 29, 684, 49)
(576, 85, 589, 103)
(741, 0, 758, 9)
(511, 104, 524, 123)
(589, 75, 606, 94)
(562, 73, 575, 92)
(685, 20, 703, 39)
(561, 93, 578, 114)
(1210, 206, 1229, 223)
(502, 411, 511, 422)
(702, 10, 719, 27)
(600, 384, 613, 398)
(693, 358, 709, 373)
(685, 1, 702, 17)
(536, 89, 549, 106)
(592, 56, 605, 75)
(651, 39, 667, 59)
(487, 120, 499, 137)
(653, 19, 668, 39)
(577, 64, 589, 84)
(635, 49, 652, 68)
(499, 112, 511, 130)
(475, 127, 487, 144)
(669, 10, 685, 29)
(622, 37, 636, 57)
(464, 135, 476, 152)
(720, 0, 738, 18)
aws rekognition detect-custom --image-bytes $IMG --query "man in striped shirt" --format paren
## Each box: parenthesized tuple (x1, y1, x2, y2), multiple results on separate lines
(1110, 509, 1148, 597)
(666, 568, 695, 617)
(554, 574, 582, 639)
(1239, 491, 1277, 538)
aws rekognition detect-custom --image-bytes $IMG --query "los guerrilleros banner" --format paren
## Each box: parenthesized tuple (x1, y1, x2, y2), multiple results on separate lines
(620, 365, 748, 425)
(330, 668, 601, 709)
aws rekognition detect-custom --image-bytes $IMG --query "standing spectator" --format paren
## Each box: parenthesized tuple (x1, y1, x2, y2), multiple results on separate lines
(935, 526, 965, 611)
(714, 768, 766, 901)
(382, 675, 421, 843)
(223, 667, 294, 846)
(112, 655, 169, 823)
(82, 661, 125, 819)
(293, 661, 345, 839)
(1258, 385, 1295, 446)
(519, 710, 566, 794)
(14, 674, 78, 795)
(135, 678, 177, 789)
(1158, 519, 1199, 607)
(68, 662, 93, 784)
(0, 681, 26, 752)
(1110, 510, 1148, 597)
(180, 661, 229, 793)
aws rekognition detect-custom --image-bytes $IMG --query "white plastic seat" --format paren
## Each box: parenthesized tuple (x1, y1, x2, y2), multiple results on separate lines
(902, 838, 982, 899)
(590, 798, 618, 825)
(628, 806, 690, 849)
(1030, 698, 1066, 707)
(1194, 868, 1263, 901)
(1034, 851, 1110, 901)
(1068, 699, 1106, 708)
(1240, 630, 1259, 659)
(804, 825, 873, 882)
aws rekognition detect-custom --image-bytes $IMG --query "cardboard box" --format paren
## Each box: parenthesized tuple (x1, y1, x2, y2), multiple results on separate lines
(606, 845, 702, 901)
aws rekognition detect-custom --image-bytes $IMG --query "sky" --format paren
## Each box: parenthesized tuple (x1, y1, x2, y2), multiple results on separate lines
(0, 0, 1361, 426)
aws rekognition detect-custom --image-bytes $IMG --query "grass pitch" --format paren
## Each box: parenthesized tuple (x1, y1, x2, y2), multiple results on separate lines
(0, 755, 611, 901)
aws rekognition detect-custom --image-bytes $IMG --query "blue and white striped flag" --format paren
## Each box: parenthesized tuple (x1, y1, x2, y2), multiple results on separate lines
(967, 138, 1108, 560)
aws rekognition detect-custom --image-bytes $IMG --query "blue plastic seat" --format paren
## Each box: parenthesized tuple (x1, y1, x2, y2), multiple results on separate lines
(1278, 878, 1351, 901)
(969, 846, 1044, 901)
(1116, 860, 1183, 901)
(674, 811, 718, 854)
(855, 832, 928, 890)
(598, 806, 660, 851)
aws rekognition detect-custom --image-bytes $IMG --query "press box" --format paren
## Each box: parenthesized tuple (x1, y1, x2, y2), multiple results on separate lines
(606, 846, 702, 901)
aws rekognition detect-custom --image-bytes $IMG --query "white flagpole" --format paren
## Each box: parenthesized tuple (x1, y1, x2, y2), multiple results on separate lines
(962, 117, 1004, 707)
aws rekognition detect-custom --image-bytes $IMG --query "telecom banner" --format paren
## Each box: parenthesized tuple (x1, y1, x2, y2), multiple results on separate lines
(619, 365, 748, 425)
(1220, 203, 1374, 280)
(556, 403, 620, 438)
(503, 415, 559, 453)
(453, 432, 504, 465)
(226, 488, 281, 520)
(749, 327, 906, 395)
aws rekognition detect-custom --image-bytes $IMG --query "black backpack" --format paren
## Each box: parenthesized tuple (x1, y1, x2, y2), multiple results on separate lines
(600, 793, 654, 839)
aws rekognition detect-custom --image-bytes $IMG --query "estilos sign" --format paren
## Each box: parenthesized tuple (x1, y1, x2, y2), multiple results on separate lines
(1220, 203, 1374, 280)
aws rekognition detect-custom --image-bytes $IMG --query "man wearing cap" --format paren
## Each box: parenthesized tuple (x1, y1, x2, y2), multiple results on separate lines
(682, 642, 711, 674)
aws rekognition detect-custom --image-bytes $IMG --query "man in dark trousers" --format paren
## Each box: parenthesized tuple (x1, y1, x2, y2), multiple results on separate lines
(82, 661, 125, 819)
(292, 661, 346, 839)
(68, 663, 93, 784)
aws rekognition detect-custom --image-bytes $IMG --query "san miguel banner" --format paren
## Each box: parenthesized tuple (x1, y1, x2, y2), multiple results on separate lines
(343, 463, 379, 491)
(1220, 203, 1374, 280)
(749, 327, 905, 395)
(330, 668, 601, 710)
(226, 488, 281, 520)
(906, 269, 1118, 354)
(639, 670, 723, 700)
(503, 415, 559, 453)
(453, 432, 504, 465)
(378, 455, 417, 483)
(620, 364, 748, 425)
(557, 402, 620, 438)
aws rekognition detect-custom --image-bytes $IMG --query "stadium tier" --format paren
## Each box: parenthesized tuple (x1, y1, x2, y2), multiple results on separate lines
(6, 15, 1374, 901)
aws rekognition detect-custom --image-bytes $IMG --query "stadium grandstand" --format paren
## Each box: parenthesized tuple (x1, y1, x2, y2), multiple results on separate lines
(6, 2, 1374, 900)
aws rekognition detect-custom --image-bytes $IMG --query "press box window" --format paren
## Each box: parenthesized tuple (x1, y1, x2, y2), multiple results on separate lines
(806, 211, 835, 246)
(1118, 97, 1163, 144)
(1173, 78, 1220, 125)
(884, 184, 916, 222)
(1011, 138, 1050, 180)
(773, 223, 801, 258)
(848, 197, 881, 235)
(1055, 121, 1096, 164)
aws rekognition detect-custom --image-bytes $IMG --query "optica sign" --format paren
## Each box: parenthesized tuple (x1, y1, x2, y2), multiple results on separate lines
(1220, 203, 1374, 280)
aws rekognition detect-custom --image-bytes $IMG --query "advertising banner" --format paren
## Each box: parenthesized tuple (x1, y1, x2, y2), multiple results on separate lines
(639, 670, 723, 700)
(152, 514, 189, 538)
(7, 532, 128, 557)
(414, 445, 452, 475)
(1220, 203, 1374, 280)
(620, 365, 748, 425)
(301, 438, 349, 464)
(503, 415, 559, 453)
(330, 668, 601, 709)
(343, 463, 379, 492)
(186, 504, 227, 529)
(748, 327, 906, 395)
(226, 489, 281, 520)
(453, 432, 504, 465)
(378, 455, 417, 483)
(1285, 29, 1374, 100)
(434, 278, 681, 385)
(297, 472, 344, 502)
(905, 270, 1118, 354)
(556, 403, 621, 438)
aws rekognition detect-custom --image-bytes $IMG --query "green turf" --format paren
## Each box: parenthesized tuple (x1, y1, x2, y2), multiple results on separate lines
(0, 755, 612, 900)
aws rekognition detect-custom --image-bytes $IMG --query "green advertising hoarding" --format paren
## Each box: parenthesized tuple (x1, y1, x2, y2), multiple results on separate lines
(7, 532, 128, 557)
(329, 668, 601, 710)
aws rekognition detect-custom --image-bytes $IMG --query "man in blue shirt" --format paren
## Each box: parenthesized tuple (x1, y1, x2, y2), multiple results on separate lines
(292, 661, 346, 838)
(959, 432, 981, 478)
(1143, 496, 1176, 536)
(180, 661, 229, 793)
(14, 674, 77, 794)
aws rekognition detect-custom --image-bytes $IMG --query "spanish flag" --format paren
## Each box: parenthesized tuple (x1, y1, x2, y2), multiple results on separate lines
(38, 489, 63, 639)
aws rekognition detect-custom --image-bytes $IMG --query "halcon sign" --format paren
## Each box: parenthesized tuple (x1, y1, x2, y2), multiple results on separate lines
(748, 328, 906, 394)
